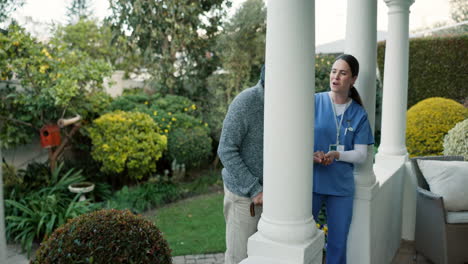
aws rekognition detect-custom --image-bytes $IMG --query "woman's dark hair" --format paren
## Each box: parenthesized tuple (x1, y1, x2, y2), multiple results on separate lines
(334, 54, 363, 106)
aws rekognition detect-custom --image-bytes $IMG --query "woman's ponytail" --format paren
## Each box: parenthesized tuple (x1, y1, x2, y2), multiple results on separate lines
(349, 86, 363, 106)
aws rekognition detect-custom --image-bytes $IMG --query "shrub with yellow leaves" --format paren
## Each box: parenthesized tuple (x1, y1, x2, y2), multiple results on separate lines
(406, 97, 468, 157)
(88, 111, 167, 181)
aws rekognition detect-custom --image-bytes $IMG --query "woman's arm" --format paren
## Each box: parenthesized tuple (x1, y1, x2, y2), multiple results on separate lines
(337, 144, 368, 164)
(323, 144, 368, 165)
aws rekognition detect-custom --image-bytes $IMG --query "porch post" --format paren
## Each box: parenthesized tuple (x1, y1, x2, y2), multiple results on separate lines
(375, 0, 415, 165)
(0, 147, 6, 262)
(343, 0, 379, 263)
(240, 0, 324, 263)
(345, 0, 378, 188)
(376, 0, 416, 243)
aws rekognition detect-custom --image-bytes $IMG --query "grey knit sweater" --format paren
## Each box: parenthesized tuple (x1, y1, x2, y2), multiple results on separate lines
(217, 82, 264, 198)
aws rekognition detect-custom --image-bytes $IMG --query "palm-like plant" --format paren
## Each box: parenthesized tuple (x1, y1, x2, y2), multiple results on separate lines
(5, 163, 99, 255)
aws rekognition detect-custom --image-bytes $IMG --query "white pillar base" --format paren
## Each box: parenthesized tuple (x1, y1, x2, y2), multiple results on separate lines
(347, 181, 379, 264)
(240, 231, 325, 264)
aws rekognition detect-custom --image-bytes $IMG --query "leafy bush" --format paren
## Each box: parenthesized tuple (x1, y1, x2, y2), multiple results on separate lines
(88, 110, 167, 181)
(153, 94, 200, 117)
(108, 92, 155, 112)
(168, 126, 212, 169)
(406, 97, 468, 157)
(2, 162, 21, 189)
(14, 161, 51, 191)
(106, 182, 180, 213)
(5, 164, 97, 255)
(443, 118, 468, 160)
(77, 90, 113, 120)
(33, 209, 172, 264)
(138, 98, 212, 169)
(315, 54, 337, 93)
(107, 93, 212, 171)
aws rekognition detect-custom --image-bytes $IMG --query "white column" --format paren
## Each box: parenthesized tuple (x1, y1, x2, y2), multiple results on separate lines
(343, 1, 379, 263)
(376, 0, 416, 243)
(0, 147, 6, 263)
(240, 0, 324, 263)
(344, 0, 378, 187)
(375, 0, 414, 165)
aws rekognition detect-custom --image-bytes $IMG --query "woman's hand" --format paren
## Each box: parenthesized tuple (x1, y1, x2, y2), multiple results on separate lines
(322, 151, 340, 165)
(314, 151, 325, 163)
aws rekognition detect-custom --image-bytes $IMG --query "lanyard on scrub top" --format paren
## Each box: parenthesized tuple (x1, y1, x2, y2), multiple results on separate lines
(329, 94, 351, 146)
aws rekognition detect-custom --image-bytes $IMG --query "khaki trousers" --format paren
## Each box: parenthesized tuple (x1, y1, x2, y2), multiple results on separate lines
(223, 186, 262, 264)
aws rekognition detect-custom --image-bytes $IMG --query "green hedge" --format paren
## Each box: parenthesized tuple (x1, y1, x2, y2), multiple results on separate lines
(377, 34, 468, 108)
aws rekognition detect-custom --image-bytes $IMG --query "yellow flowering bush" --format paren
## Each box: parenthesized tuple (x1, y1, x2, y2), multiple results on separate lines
(88, 111, 167, 181)
(406, 97, 468, 157)
(443, 119, 468, 160)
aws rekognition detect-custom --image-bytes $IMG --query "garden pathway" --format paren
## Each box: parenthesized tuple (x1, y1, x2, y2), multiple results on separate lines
(7, 240, 431, 264)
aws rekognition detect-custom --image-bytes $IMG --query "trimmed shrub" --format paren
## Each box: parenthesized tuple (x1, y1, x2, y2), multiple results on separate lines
(33, 209, 172, 264)
(443, 119, 468, 160)
(88, 110, 167, 181)
(406, 97, 468, 157)
(378, 34, 468, 108)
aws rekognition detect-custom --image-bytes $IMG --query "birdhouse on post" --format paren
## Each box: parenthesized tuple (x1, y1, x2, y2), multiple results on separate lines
(40, 124, 61, 148)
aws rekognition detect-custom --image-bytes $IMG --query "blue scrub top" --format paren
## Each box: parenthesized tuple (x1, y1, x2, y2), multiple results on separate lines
(313, 92, 374, 196)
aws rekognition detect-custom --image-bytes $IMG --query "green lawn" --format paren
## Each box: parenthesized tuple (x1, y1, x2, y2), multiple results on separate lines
(152, 191, 225, 256)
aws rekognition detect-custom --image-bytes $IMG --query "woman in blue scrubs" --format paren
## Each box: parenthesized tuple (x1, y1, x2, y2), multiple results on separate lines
(313, 54, 374, 264)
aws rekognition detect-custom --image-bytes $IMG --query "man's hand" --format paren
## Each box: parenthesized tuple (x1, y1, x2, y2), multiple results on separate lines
(252, 192, 263, 205)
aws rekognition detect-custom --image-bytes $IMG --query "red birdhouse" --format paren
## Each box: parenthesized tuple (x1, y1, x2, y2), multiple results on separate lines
(40, 124, 61, 148)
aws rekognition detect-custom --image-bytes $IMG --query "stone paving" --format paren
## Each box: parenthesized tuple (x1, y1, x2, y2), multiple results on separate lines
(7, 241, 432, 264)
(172, 253, 224, 264)
(7, 244, 29, 264)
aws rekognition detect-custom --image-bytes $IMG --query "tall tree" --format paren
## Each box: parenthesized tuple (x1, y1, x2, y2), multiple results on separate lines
(107, 0, 231, 96)
(66, 0, 94, 24)
(50, 19, 125, 67)
(0, 0, 24, 23)
(449, 0, 468, 23)
(0, 23, 112, 149)
(204, 0, 266, 141)
(215, 0, 266, 102)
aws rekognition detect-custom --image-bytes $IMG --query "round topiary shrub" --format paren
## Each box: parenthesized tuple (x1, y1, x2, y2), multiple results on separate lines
(33, 209, 172, 264)
(406, 97, 468, 157)
(88, 110, 167, 181)
(443, 118, 468, 160)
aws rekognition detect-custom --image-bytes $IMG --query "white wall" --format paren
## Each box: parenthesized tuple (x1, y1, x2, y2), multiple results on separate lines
(103, 70, 147, 98)
(371, 164, 406, 264)
(2, 136, 48, 169)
